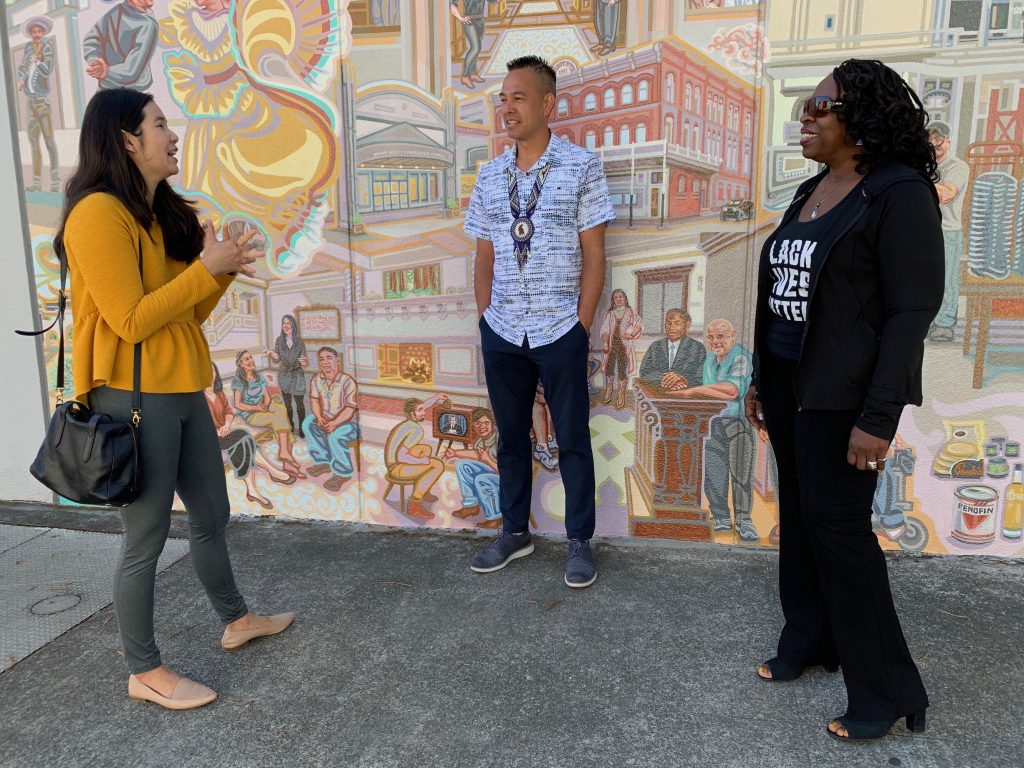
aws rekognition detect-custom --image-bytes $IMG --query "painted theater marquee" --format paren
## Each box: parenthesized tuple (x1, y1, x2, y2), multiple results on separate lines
(6, 0, 1023, 557)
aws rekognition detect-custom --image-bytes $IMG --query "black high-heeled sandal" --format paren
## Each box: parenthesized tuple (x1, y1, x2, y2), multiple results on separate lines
(757, 656, 839, 682)
(826, 709, 926, 742)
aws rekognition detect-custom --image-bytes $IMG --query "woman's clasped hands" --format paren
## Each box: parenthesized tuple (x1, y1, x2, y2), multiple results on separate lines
(199, 220, 260, 277)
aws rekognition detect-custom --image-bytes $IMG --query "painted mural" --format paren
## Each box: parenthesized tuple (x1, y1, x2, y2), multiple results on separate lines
(6, 0, 1023, 557)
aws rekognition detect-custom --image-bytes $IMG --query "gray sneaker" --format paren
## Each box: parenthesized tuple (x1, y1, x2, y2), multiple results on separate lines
(565, 539, 597, 588)
(737, 520, 759, 541)
(712, 518, 733, 532)
(470, 531, 534, 573)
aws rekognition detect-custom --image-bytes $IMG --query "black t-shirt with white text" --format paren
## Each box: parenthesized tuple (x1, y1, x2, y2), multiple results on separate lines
(764, 186, 861, 359)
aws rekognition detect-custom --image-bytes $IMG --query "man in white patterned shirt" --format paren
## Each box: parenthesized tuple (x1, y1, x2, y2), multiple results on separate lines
(464, 55, 614, 588)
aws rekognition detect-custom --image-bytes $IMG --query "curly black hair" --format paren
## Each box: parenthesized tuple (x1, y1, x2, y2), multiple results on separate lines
(831, 59, 937, 181)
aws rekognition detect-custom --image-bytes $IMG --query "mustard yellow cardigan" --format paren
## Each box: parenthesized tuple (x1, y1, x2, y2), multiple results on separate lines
(64, 192, 233, 401)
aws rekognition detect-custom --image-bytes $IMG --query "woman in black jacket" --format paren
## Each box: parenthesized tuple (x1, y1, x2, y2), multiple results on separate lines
(744, 59, 943, 742)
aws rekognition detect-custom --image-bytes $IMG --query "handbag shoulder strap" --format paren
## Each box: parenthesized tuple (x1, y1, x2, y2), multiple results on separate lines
(15, 247, 68, 400)
(131, 234, 143, 425)
(16, 230, 145, 420)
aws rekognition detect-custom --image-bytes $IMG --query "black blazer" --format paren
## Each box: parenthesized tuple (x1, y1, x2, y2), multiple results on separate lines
(752, 163, 944, 441)
(638, 336, 706, 388)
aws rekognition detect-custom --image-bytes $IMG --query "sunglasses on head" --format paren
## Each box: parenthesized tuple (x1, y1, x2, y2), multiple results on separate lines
(802, 96, 844, 118)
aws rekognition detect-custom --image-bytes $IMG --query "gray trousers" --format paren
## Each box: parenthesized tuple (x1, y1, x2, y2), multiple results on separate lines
(932, 229, 963, 330)
(594, 2, 621, 46)
(463, 19, 485, 76)
(90, 387, 249, 674)
(703, 415, 754, 524)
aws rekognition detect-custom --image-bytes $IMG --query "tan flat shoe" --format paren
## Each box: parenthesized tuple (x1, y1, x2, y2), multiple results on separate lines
(128, 675, 217, 710)
(221, 612, 295, 651)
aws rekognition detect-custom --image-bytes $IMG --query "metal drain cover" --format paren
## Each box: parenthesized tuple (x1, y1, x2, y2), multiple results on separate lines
(30, 594, 82, 616)
(2, 526, 188, 668)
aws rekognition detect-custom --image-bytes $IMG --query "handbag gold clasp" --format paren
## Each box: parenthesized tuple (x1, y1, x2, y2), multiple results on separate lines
(131, 409, 141, 426)
(55, 388, 64, 405)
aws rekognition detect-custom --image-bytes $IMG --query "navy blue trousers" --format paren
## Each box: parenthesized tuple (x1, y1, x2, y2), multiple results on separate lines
(479, 317, 596, 540)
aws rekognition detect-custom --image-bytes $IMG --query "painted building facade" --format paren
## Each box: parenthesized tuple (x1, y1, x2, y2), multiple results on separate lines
(3, 0, 1023, 558)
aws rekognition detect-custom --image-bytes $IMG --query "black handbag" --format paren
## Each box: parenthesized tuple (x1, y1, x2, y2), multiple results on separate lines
(16, 242, 144, 507)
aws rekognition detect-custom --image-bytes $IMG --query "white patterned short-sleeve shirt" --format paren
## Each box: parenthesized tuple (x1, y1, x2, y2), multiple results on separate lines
(464, 134, 615, 347)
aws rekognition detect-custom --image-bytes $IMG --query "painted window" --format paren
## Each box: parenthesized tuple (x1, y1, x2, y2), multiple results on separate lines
(604, 125, 615, 146)
(585, 93, 597, 111)
(636, 122, 647, 143)
(365, 170, 439, 212)
(665, 72, 676, 102)
(636, 265, 694, 334)
(585, 130, 597, 150)
(638, 80, 650, 102)
(384, 264, 440, 299)
(621, 84, 634, 105)
(349, 0, 401, 33)
(557, 98, 569, 117)
(620, 125, 630, 145)
(604, 88, 616, 109)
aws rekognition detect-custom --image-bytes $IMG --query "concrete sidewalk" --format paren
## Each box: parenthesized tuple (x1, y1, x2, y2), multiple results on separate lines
(0, 509, 1021, 768)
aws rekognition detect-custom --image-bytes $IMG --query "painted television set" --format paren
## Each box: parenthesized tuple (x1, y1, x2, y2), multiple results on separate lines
(431, 403, 477, 443)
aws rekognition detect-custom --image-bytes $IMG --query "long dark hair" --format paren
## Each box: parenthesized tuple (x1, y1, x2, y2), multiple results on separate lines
(211, 362, 224, 394)
(234, 349, 253, 385)
(830, 59, 937, 181)
(279, 314, 300, 348)
(610, 288, 632, 310)
(53, 88, 204, 262)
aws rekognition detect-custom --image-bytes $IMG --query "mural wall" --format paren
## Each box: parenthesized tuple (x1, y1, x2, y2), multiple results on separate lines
(6, 0, 1023, 557)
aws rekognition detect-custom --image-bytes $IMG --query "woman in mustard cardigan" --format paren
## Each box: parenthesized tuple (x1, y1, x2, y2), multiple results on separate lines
(55, 89, 295, 710)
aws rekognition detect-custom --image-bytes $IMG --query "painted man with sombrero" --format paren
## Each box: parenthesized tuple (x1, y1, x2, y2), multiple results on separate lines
(16, 15, 60, 191)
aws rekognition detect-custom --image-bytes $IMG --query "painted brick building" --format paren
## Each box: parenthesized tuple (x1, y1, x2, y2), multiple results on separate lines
(490, 39, 756, 221)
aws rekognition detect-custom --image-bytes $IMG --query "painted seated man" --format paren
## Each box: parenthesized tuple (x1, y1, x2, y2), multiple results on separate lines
(637, 308, 705, 392)
(303, 347, 360, 492)
(384, 393, 450, 520)
(448, 408, 501, 529)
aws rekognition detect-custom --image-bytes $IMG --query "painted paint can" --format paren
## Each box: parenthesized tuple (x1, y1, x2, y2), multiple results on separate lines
(952, 485, 999, 544)
(1006, 441, 1020, 458)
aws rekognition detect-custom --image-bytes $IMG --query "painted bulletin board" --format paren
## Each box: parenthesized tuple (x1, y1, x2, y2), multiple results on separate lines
(295, 305, 342, 342)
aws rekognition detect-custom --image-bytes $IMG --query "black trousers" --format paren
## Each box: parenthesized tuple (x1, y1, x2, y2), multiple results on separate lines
(281, 392, 306, 431)
(759, 352, 928, 720)
(480, 317, 596, 540)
